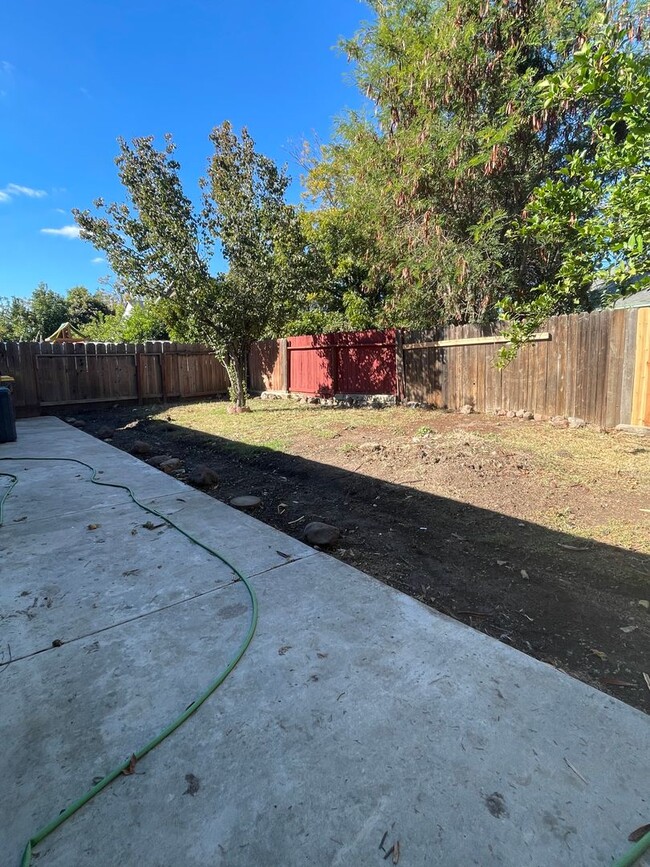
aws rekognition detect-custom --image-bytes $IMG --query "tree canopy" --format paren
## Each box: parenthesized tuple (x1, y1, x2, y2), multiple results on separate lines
(302, 0, 649, 343)
(0, 284, 112, 341)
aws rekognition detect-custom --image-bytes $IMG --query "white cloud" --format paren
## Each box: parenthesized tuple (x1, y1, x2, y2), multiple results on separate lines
(1, 61, 14, 75)
(5, 183, 46, 198)
(91, 256, 105, 264)
(54, 207, 66, 214)
(0, 182, 47, 203)
(40, 224, 81, 239)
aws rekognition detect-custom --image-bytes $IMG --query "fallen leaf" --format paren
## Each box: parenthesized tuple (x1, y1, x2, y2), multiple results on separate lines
(12, 516, 27, 523)
(628, 824, 650, 843)
(379, 831, 388, 851)
(457, 610, 492, 618)
(602, 677, 636, 687)
(620, 625, 638, 634)
(142, 521, 165, 531)
(557, 543, 590, 551)
(392, 840, 400, 864)
(122, 753, 137, 775)
(496, 560, 507, 566)
(383, 845, 395, 862)
(122, 569, 140, 576)
(643, 672, 650, 693)
(520, 569, 529, 580)
(590, 649, 607, 661)
(87, 524, 100, 531)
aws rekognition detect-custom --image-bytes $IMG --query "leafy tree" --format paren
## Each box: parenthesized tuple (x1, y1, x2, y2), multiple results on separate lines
(0, 296, 33, 340)
(502, 10, 650, 356)
(65, 286, 113, 329)
(0, 283, 115, 340)
(74, 126, 313, 407)
(0, 284, 68, 340)
(28, 284, 69, 338)
(306, 0, 602, 327)
(83, 298, 170, 342)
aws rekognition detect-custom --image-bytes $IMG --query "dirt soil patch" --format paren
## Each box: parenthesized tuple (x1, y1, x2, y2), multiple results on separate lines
(64, 399, 650, 714)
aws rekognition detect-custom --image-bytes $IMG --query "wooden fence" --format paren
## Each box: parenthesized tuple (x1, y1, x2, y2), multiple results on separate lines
(0, 341, 229, 415)
(399, 307, 650, 429)
(2, 309, 649, 429)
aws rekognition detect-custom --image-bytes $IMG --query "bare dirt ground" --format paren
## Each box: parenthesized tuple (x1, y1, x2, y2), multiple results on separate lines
(64, 399, 650, 714)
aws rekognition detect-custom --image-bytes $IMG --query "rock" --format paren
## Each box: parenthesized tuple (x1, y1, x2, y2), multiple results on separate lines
(188, 464, 219, 487)
(615, 424, 650, 437)
(516, 409, 525, 418)
(303, 521, 340, 547)
(160, 458, 182, 473)
(568, 417, 586, 429)
(533, 413, 544, 421)
(521, 411, 534, 420)
(460, 404, 474, 414)
(227, 405, 252, 414)
(96, 426, 114, 439)
(506, 410, 517, 418)
(359, 441, 382, 452)
(639, 599, 649, 609)
(550, 415, 568, 428)
(70, 419, 86, 428)
(131, 440, 153, 456)
(146, 454, 173, 467)
(230, 495, 261, 510)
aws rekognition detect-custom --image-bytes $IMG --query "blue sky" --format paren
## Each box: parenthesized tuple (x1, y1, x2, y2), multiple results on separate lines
(0, 1, 369, 299)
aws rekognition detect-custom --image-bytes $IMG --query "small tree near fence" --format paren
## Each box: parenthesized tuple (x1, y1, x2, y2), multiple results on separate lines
(73, 124, 312, 408)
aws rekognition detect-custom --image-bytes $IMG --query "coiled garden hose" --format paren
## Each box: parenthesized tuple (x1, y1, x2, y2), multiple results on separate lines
(0, 456, 258, 867)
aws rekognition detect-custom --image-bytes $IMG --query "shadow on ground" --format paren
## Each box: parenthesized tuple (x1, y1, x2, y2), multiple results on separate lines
(77, 409, 650, 714)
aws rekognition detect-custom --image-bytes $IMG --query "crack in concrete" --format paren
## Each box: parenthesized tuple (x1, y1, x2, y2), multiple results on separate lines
(0, 578, 238, 669)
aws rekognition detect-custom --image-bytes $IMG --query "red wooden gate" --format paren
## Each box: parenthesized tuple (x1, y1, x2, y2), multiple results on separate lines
(286, 330, 396, 397)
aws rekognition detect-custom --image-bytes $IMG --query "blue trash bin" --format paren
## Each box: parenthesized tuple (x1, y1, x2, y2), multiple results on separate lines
(0, 386, 17, 442)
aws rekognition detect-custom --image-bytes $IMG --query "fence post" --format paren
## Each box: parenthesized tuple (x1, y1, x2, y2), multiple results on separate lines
(395, 329, 406, 403)
(279, 338, 288, 394)
(331, 340, 339, 396)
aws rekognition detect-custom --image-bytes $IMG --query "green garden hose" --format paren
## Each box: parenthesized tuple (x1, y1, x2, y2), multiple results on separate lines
(0, 456, 258, 867)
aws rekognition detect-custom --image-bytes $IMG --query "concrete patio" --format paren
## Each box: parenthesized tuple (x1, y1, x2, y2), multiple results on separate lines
(1, 417, 648, 866)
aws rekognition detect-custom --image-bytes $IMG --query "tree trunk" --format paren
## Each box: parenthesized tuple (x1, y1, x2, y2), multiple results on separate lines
(225, 345, 250, 408)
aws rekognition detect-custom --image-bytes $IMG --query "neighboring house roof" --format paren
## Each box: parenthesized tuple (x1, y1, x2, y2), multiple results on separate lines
(612, 288, 650, 309)
(590, 275, 650, 310)
(45, 322, 86, 342)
